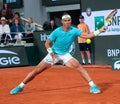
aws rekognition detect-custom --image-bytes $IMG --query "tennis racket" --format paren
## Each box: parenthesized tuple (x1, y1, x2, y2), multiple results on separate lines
(105, 9, 118, 26)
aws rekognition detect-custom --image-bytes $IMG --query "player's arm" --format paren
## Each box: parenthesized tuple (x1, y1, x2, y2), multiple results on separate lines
(45, 39, 57, 64)
(80, 26, 107, 39)
(45, 39, 54, 55)
(45, 39, 52, 49)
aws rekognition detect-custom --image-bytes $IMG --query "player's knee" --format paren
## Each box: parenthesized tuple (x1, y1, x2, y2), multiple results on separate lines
(72, 62, 80, 69)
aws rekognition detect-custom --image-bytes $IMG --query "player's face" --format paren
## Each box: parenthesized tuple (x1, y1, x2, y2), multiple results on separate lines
(62, 18, 72, 28)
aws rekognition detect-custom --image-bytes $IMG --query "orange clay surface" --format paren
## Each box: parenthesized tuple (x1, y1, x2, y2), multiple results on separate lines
(0, 65, 120, 104)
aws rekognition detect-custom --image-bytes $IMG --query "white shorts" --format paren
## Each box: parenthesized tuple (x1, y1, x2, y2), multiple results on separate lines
(43, 53, 73, 65)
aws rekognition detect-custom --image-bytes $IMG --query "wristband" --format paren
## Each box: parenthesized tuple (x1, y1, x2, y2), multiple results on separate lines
(47, 48, 53, 54)
(93, 30, 100, 36)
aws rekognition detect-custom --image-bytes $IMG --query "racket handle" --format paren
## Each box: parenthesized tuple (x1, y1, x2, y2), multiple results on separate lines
(105, 22, 109, 26)
(103, 25, 108, 31)
(93, 30, 100, 36)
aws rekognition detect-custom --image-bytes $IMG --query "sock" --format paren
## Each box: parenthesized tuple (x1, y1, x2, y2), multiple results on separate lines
(82, 59, 85, 64)
(88, 59, 91, 64)
(88, 81, 95, 87)
(19, 82, 25, 88)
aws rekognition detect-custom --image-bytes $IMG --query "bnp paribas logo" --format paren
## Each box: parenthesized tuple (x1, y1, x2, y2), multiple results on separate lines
(94, 16, 105, 30)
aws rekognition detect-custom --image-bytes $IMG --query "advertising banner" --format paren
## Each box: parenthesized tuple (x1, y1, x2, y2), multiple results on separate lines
(94, 35, 120, 65)
(112, 58, 120, 70)
(0, 46, 29, 68)
(82, 9, 120, 36)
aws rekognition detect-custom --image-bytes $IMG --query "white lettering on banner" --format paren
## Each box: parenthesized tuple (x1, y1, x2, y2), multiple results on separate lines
(40, 33, 49, 41)
(107, 49, 120, 57)
(0, 50, 17, 55)
(0, 57, 20, 65)
(0, 50, 21, 66)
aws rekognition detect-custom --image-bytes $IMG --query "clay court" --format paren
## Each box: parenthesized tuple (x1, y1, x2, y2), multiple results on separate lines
(0, 65, 120, 104)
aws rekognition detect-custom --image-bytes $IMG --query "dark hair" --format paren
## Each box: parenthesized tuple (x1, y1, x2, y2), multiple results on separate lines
(43, 21, 50, 31)
(50, 19, 55, 21)
(62, 12, 70, 17)
(14, 12, 20, 18)
(3, 3, 7, 9)
(79, 15, 84, 19)
(14, 18, 20, 25)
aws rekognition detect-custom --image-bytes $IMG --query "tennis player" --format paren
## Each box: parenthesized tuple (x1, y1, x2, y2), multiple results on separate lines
(10, 13, 107, 95)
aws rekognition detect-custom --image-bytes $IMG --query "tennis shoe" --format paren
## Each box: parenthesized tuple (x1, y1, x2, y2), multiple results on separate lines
(10, 86, 24, 95)
(90, 84, 101, 94)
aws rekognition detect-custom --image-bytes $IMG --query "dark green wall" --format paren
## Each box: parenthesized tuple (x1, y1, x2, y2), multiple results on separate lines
(42, 0, 80, 6)
(94, 35, 120, 65)
(25, 46, 40, 66)
(81, 0, 120, 12)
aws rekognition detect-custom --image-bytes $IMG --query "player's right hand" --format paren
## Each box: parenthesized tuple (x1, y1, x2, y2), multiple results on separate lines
(100, 26, 108, 32)
(50, 54, 58, 65)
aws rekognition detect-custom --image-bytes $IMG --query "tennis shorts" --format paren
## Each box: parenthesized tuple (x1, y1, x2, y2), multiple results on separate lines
(43, 53, 73, 65)
(79, 43, 90, 51)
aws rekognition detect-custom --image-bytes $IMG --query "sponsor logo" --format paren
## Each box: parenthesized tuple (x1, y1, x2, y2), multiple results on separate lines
(114, 60, 120, 70)
(40, 33, 50, 41)
(94, 15, 120, 34)
(107, 49, 120, 57)
(94, 16, 104, 30)
(0, 50, 21, 66)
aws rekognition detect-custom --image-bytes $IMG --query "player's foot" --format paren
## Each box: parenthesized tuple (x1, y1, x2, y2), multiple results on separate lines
(90, 84, 101, 94)
(10, 86, 24, 95)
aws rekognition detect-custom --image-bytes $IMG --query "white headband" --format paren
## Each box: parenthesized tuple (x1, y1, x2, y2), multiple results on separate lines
(62, 15, 71, 20)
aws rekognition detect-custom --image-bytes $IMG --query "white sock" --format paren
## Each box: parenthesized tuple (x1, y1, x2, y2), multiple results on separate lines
(19, 82, 25, 88)
(82, 59, 85, 63)
(88, 81, 94, 87)
(88, 59, 91, 63)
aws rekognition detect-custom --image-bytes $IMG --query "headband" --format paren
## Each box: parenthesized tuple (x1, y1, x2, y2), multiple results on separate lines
(62, 15, 71, 20)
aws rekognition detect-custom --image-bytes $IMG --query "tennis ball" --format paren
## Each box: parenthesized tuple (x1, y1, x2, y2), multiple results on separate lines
(86, 39, 91, 44)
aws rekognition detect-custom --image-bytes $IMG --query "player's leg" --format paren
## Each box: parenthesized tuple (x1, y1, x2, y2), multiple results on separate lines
(62, 54, 101, 94)
(10, 54, 55, 95)
(65, 57, 92, 82)
(23, 60, 51, 84)
(79, 43, 86, 64)
(85, 50, 91, 64)
(84, 43, 91, 64)
(80, 51, 86, 64)
(10, 60, 51, 95)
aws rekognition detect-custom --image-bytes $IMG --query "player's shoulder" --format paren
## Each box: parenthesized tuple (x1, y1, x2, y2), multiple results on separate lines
(70, 26, 80, 31)
(70, 26, 82, 34)
(50, 26, 62, 35)
(70, 25, 78, 30)
(53, 26, 62, 32)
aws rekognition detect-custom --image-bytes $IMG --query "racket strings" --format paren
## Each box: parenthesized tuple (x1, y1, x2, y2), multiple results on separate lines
(106, 10, 117, 23)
